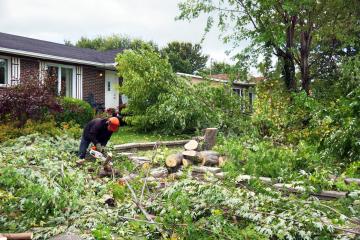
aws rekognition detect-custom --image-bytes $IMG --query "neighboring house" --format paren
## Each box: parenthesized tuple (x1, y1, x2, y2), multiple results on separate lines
(0, 32, 126, 109)
(176, 72, 256, 106)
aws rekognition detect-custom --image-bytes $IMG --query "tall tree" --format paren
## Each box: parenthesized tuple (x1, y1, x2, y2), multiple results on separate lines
(161, 41, 208, 74)
(178, 0, 359, 94)
(65, 34, 158, 51)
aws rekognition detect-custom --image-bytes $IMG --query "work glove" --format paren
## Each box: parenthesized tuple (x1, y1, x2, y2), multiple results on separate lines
(95, 143, 103, 152)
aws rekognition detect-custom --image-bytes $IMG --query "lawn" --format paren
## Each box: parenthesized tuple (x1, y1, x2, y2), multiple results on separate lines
(109, 126, 194, 145)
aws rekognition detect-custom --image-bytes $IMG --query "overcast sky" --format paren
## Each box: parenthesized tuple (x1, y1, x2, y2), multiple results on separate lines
(0, 0, 251, 66)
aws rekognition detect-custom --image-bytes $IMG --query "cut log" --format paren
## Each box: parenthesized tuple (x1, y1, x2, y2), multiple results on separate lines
(129, 156, 151, 166)
(182, 150, 200, 162)
(169, 171, 184, 180)
(0, 237, 6, 240)
(184, 140, 199, 151)
(203, 128, 218, 150)
(98, 167, 121, 178)
(165, 153, 183, 168)
(182, 159, 193, 168)
(49, 232, 83, 240)
(118, 152, 136, 158)
(150, 167, 168, 178)
(114, 139, 194, 151)
(236, 175, 272, 184)
(118, 174, 138, 185)
(198, 151, 220, 166)
(330, 176, 360, 186)
(192, 166, 222, 174)
(314, 190, 347, 200)
(344, 178, 360, 185)
(0, 233, 33, 240)
(218, 156, 226, 167)
(273, 183, 347, 200)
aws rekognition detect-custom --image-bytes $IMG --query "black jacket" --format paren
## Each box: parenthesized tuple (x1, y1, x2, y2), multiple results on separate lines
(82, 118, 113, 146)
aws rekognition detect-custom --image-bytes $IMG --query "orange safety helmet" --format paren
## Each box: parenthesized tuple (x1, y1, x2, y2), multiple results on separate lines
(107, 117, 120, 132)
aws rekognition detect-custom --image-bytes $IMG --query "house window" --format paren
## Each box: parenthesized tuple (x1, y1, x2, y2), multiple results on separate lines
(46, 63, 75, 97)
(62, 68, 73, 97)
(107, 81, 111, 91)
(0, 58, 8, 85)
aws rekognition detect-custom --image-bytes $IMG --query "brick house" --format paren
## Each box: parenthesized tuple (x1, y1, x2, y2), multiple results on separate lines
(0, 32, 126, 109)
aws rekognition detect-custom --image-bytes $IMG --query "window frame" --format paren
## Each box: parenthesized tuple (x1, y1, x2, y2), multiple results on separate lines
(0, 55, 11, 87)
(45, 62, 76, 97)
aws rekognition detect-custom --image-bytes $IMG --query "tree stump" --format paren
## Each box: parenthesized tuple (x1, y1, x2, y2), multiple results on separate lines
(203, 128, 218, 150)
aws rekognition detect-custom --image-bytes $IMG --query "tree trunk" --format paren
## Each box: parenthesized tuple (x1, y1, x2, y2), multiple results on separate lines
(277, 15, 297, 92)
(282, 54, 297, 91)
(203, 128, 218, 150)
(182, 150, 200, 162)
(165, 153, 183, 168)
(299, 22, 313, 95)
(150, 167, 168, 178)
(192, 166, 222, 174)
(182, 158, 193, 167)
(198, 151, 220, 166)
(0, 233, 33, 240)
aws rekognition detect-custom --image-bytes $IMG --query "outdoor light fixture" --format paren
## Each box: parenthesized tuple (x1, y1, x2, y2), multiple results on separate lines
(99, 72, 103, 77)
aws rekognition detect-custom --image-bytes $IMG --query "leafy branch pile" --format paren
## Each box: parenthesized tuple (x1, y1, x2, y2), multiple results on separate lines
(1, 134, 359, 239)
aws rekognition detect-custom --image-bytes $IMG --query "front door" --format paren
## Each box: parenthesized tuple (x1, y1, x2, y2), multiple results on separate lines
(105, 70, 119, 109)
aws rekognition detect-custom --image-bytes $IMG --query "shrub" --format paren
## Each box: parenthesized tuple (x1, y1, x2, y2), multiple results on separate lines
(116, 47, 249, 134)
(0, 119, 82, 143)
(0, 78, 61, 127)
(0, 124, 23, 143)
(56, 97, 94, 126)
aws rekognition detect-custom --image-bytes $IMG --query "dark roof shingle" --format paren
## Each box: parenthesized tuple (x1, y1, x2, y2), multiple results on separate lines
(0, 32, 121, 63)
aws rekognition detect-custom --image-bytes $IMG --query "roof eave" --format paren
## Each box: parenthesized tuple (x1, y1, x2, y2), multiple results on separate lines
(0, 46, 116, 69)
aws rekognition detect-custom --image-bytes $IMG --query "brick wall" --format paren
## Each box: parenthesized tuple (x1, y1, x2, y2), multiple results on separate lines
(83, 66, 105, 105)
(20, 58, 39, 81)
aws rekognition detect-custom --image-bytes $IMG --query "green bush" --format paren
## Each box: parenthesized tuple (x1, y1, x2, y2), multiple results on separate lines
(0, 119, 82, 143)
(0, 124, 23, 143)
(116, 47, 249, 134)
(56, 97, 94, 126)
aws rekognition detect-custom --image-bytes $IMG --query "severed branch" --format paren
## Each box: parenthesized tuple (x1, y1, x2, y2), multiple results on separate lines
(140, 142, 160, 203)
(123, 178, 165, 235)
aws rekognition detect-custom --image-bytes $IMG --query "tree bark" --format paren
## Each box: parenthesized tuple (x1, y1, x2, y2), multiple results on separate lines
(0, 233, 33, 240)
(276, 15, 297, 92)
(182, 150, 200, 162)
(192, 166, 222, 174)
(182, 158, 193, 167)
(150, 167, 168, 178)
(198, 151, 220, 166)
(299, 20, 313, 95)
(203, 128, 218, 150)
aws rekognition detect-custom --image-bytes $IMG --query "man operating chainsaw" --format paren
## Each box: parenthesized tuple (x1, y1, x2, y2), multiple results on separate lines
(77, 117, 120, 165)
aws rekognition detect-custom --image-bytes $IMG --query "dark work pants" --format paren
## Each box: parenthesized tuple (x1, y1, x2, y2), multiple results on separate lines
(78, 136, 91, 159)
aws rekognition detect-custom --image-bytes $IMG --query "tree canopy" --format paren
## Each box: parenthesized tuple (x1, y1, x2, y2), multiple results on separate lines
(65, 34, 158, 51)
(178, 0, 360, 94)
(161, 41, 208, 74)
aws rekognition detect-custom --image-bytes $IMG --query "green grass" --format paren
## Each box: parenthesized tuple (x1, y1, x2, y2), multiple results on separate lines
(109, 126, 193, 145)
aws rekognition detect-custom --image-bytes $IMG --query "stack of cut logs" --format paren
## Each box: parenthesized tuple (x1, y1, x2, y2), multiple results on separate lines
(165, 141, 224, 169)
(118, 128, 223, 183)
(165, 128, 225, 176)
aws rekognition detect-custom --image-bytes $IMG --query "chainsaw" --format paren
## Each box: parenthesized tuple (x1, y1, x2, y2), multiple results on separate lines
(89, 146, 113, 169)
